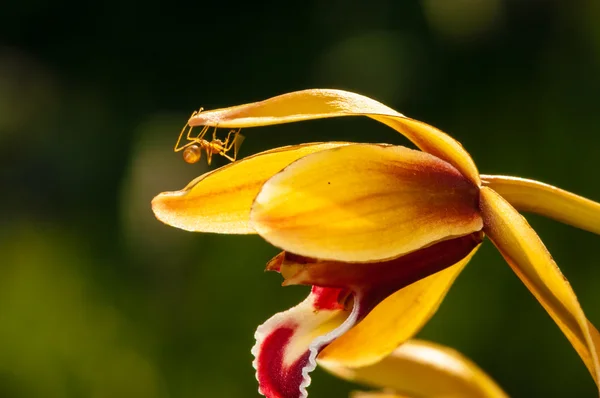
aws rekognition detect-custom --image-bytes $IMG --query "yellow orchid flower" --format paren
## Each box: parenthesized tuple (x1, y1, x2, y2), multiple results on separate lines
(320, 339, 508, 398)
(151, 89, 600, 398)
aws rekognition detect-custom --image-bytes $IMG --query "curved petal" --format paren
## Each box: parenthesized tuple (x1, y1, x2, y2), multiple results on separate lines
(151, 142, 351, 234)
(253, 237, 482, 398)
(252, 286, 358, 398)
(318, 243, 481, 367)
(349, 393, 407, 398)
(251, 144, 482, 262)
(481, 175, 600, 235)
(320, 339, 508, 398)
(480, 187, 600, 390)
(269, 233, 482, 296)
(187, 89, 480, 185)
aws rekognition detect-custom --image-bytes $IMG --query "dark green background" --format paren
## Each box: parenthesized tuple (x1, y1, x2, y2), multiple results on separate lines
(1, 1, 599, 397)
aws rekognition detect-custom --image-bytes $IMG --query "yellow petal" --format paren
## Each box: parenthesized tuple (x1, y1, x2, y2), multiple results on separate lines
(251, 144, 482, 262)
(480, 186, 600, 389)
(481, 175, 600, 235)
(188, 89, 480, 185)
(317, 244, 480, 366)
(151, 142, 350, 233)
(349, 393, 407, 398)
(320, 339, 508, 398)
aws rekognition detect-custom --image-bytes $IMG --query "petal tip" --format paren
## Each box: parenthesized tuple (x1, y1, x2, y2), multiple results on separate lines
(251, 288, 361, 398)
(265, 252, 285, 272)
(151, 191, 187, 226)
(251, 314, 315, 398)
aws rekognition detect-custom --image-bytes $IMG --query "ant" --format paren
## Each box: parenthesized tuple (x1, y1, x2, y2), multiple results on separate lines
(174, 109, 244, 165)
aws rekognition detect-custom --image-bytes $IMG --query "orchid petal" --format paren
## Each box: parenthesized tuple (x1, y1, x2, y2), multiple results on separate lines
(349, 393, 407, 398)
(320, 339, 508, 398)
(251, 144, 482, 262)
(253, 236, 482, 398)
(252, 286, 359, 398)
(188, 89, 480, 185)
(480, 186, 600, 389)
(317, 244, 480, 367)
(481, 175, 600, 235)
(270, 233, 482, 298)
(152, 142, 350, 234)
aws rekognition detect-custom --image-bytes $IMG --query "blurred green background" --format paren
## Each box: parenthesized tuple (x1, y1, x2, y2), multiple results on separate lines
(1, 0, 600, 397)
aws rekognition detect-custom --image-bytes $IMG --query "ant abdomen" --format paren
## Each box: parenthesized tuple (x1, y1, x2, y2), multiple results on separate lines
(183, 145, 202, 164)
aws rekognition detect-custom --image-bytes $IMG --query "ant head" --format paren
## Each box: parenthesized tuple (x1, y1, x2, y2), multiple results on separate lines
(183, 144, 202, 164)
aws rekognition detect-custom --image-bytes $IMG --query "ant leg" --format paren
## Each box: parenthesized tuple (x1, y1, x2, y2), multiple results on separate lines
(220, 130, 232, 152)
(220, 152, 236, 162)
(174, 115, 197, 152)
(206, 150, 213, 165)
(223, 129, 240, 152)
(185, 110, 199, 138)
(189, 125, 209, 141)
(187, 110, 211, 141)
(174, 126, 187, 152)
(220, 130, 242, 162)
(175, 109, 210, 152)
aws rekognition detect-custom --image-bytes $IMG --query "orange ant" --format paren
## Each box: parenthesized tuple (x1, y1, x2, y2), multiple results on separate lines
(174, 109, 244, 165)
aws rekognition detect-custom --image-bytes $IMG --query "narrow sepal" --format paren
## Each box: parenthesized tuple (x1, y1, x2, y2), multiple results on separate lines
(188, 89, 480, 184)
(480, 186, 600, 390)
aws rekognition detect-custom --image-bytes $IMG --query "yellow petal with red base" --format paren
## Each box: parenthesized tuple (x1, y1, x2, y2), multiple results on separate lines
(482, 175, 600, 235)
(480, 186, 600, 390)
(151, 142, 350, 234)
(187, 89, 480, 185)
(320, 339, 508, 398)
(251, 144, 482, 262)
(317, 243, 480, 367)
(254, 234, 481, 398)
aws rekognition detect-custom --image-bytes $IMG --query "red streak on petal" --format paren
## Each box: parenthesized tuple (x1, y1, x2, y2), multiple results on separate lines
(281, 233, 483, 294)
(311, 286, 346, 311)
(266, 252, 285, 272)
(257, 324, 311, 398)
